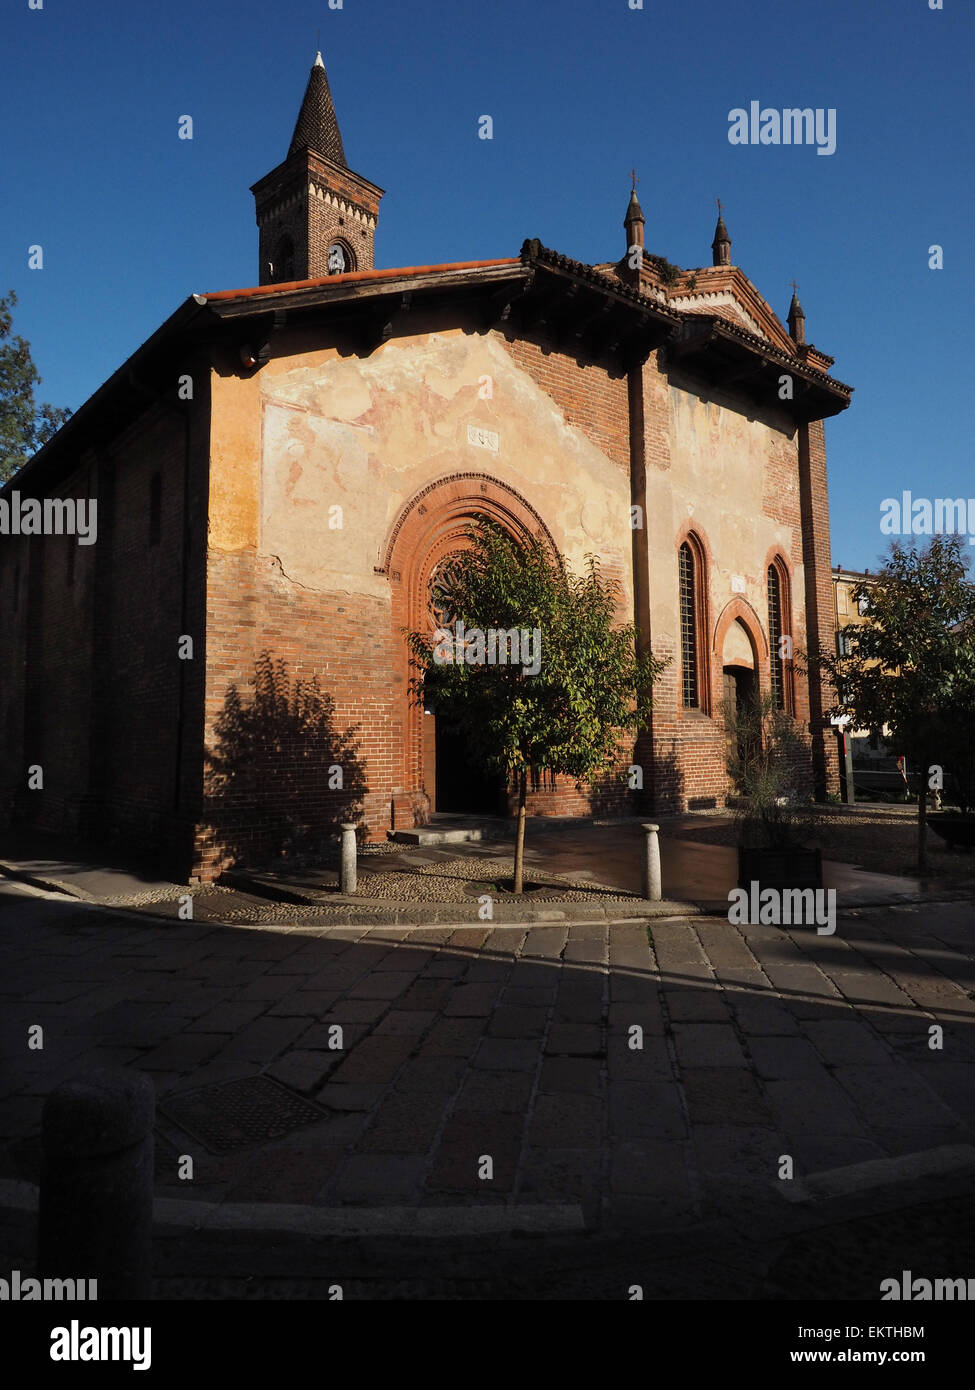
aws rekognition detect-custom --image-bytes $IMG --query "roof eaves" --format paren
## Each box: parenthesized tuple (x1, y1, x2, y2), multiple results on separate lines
(0, 295, 212, 498)
(202, 258, 521, 305)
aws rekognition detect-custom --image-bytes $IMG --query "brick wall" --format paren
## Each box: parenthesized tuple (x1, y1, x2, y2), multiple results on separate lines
(0, 382, 209, 877)
(799, 417, 841, 795)
(500, 335, 630, 476)
(194, 547, 399, 879)
(255, 148, 379, 283)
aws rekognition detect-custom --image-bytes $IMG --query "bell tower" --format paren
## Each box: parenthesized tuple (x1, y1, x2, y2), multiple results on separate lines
(251, 52, 383, 285)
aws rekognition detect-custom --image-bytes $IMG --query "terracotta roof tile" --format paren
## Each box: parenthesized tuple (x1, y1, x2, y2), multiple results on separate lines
(201, 258, 520, 302)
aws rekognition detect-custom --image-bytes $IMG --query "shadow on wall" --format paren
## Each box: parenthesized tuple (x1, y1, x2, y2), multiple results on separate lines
(203, 651, 367, 870)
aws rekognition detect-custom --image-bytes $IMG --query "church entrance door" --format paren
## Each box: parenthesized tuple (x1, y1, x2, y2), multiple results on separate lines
(723, 665, 758, 767)
(421, 672, 506, 814)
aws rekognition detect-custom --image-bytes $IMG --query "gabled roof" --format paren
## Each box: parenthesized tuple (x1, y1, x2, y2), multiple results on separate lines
(4, 240, 853, 502)
(288, 51, 346, 166)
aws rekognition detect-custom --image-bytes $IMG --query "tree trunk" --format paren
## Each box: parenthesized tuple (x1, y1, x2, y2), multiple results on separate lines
(513, 767, 528, 894)
(917, 765, 929, 877)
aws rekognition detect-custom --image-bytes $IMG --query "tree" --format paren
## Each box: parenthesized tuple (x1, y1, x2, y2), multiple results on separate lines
(0, 290, 72, 483)
(405, 518, 670, 892)
(818, 536, 975, 873)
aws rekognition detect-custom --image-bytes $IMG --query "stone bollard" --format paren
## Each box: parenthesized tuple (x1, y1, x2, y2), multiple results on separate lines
(641, 823, 662, 902)
(38, 1068, 155, 1300)
(340, 822, 357, 895)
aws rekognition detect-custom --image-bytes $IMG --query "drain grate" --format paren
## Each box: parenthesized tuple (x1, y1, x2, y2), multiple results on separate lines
(159, 1075, 327, 1155)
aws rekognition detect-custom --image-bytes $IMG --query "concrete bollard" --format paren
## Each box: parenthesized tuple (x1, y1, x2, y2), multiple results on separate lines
(641, 823, 662, 902)
(340, 822, 357, 895)
(38, 1068, 155, 1300)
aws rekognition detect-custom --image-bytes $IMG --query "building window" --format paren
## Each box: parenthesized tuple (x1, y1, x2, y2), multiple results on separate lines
(768, 561, 793, 711)
(149, 473, 162, 546)
(271, 235, 295, 282)
(679, 541, 699, 709)
(768, 565, 784, 708)
(326, 239, 355, 275)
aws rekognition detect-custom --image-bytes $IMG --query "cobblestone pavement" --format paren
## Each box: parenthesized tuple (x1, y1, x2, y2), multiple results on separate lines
(1, 879, 974, 1295)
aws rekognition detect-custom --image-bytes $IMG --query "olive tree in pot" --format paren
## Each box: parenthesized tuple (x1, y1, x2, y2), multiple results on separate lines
(725, 690, 822, 891)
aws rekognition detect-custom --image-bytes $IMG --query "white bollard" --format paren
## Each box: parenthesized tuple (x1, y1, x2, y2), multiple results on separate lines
(641, 823, 661, 902)
(340, 823, 357, 895)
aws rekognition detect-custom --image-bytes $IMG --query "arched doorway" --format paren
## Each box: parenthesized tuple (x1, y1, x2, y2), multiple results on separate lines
(421, 559, 505, 814)
(382, 473, 557, 828)
(716, 611, 763, 770)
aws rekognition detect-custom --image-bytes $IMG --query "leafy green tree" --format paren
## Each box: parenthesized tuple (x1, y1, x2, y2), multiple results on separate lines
(406, 518, 669, 893)
(818, 536, 975, 873)
(0, 290, 72, 482)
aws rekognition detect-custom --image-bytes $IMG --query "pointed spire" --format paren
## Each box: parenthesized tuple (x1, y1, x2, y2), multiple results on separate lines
(624, 183, 645, 251)
(787, 281, 806, 346)
(711, 204, 731, 266)
(289, 51, 346, 166)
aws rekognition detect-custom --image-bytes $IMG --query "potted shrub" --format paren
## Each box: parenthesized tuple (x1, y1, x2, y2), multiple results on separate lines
(725, 690, 822, 891)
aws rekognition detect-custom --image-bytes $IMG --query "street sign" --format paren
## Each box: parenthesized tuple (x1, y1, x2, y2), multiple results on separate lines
(830, 713, 851, 727)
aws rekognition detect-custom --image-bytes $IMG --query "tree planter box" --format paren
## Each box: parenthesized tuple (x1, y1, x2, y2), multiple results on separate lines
(738, 846, 823, 892)
(928, 815, 975, 850)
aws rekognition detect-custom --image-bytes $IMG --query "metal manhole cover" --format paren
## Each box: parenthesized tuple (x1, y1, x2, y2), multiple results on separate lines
(159, 1075, 327, 1155)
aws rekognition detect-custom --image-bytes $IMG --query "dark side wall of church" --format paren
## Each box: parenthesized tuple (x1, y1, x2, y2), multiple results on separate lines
(0, 387, 210, 878)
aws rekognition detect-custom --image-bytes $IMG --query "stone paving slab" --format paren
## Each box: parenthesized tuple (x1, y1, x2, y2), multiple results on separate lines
(2, 878, 975, 1290)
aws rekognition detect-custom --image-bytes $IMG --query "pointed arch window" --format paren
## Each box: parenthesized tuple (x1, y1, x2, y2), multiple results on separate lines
(767, 559, 792, 711)
(679, 539, 705, 709)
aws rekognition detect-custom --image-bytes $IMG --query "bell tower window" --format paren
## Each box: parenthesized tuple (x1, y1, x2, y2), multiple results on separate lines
(271, 235, 295, 282)
(326, 239, 355, 275)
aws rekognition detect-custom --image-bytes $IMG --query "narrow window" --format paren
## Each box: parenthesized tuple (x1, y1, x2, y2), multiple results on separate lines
(768, 562, 793, 711)
(768, 565, 784, 708)
(679, 542, 698, 708)
(149, 473, 162, 546)
(272, 235, 295, 282)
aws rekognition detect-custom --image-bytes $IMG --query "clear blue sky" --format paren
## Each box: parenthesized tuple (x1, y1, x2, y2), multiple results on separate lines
(2, 0, 971, 573)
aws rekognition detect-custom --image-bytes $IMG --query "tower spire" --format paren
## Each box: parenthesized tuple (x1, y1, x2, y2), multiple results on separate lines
(623, 179, 645, 253)
(711, 198, 731, 266)
(251, 51, 383, 285)
(289, 50, 346, 166)
(787, 280, 806, 345)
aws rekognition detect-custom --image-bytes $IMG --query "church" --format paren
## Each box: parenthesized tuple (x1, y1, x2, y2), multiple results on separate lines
(0, 53, 852, 882)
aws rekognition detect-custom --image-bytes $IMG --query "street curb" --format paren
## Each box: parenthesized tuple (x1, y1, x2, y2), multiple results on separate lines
(0, 860, 96, 902)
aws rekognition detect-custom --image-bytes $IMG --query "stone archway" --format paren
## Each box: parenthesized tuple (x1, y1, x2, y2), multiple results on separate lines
(381, 472, 556, 829)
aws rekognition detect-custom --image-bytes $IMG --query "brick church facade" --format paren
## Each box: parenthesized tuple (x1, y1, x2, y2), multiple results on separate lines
(0, 53, 851, 882)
